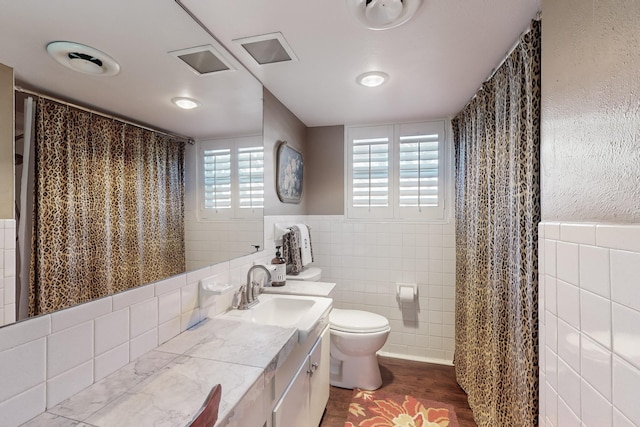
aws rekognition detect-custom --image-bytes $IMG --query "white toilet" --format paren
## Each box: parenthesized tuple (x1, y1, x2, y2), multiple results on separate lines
(287, 266, 390, 390)
(329, 308, 390, 390)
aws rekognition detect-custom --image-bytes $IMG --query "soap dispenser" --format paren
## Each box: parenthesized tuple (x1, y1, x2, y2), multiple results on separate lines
(271, 246, 286, 287)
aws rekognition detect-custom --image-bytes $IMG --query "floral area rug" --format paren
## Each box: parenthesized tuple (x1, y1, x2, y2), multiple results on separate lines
(345, 388, 459, 427)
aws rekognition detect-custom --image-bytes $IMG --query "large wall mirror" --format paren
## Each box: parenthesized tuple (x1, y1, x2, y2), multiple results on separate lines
(1, 0, 264, 324)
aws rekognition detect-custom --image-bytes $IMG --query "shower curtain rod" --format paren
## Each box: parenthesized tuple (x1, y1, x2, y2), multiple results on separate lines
(14, 86, 195, 145)
(483, 11, 541, 84)
(457, 11, 542, 113)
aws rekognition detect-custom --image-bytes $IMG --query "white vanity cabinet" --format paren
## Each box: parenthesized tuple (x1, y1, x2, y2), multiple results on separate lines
(272, 326, 330, 427)
(220, 387, 268, 427)
(308, 326, 330, 424)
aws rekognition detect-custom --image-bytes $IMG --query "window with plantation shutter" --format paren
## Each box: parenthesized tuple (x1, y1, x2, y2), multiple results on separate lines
(200, 135, 263, 220)
(347, 121, 446, 220)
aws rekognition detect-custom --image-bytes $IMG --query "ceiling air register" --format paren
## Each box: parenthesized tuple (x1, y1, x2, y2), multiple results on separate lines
(46, 41, 120, 76)
(345, 0, 423, 30)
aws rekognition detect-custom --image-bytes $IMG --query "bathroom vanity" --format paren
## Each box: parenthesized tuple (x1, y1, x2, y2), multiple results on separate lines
(21, 295, 333, 427)
(272, 324, 329, 426)
(260, 280, 336, 425)
(219, 292, 333, 427)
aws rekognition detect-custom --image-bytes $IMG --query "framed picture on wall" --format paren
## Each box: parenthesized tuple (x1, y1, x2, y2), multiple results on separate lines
(276, 141, 303, 203)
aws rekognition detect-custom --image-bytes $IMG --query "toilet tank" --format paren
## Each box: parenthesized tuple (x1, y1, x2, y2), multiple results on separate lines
(286, 266, 322, 282)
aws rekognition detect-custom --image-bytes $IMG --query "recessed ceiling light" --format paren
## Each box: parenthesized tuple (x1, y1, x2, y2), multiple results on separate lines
(356, 71, 389, 87)
(172, 97, 200, 110)
(46, 41, 120, 76)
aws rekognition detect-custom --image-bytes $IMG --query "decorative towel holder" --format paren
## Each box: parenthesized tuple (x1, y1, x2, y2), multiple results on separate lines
(274, 223, 313, 243)
(274, 224, 291, 242)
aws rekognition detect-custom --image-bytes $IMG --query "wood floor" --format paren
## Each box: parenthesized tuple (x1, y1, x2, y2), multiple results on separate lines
(319, 356, 477, 427)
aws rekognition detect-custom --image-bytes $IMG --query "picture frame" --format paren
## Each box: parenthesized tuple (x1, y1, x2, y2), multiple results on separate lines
(276, 141, 303, 203)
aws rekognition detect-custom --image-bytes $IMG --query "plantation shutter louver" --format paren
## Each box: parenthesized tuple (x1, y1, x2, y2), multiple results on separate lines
(399, 133, 439, 207)
(352, 137, 390, 208)
(203, 148, 232, 210)
(237, 146, 264, 209)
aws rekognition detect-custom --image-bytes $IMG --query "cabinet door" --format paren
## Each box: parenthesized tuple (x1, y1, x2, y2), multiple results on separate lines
(272, 356, 310, 427)
(309, 327, 330, 425)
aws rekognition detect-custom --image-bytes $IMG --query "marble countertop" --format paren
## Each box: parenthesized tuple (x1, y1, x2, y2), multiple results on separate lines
(262, 280, 336, 297)
(23, 318, 298, 427)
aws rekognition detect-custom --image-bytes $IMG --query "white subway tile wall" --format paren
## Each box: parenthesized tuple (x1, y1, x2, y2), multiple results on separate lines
(0, 233, 264, 426)
(0, 339, 46, 403)
(46, 360, 93, 408)
(264, 215, 456, 364)
(1, 219, 16, 325)
(94, 342, 129, 381)
(157, 290, 181, 324)
(184, 218, 264, 270)
(129, 298, 158, 339)
(0, 385, 46, 427)
(0, 213, 453, 425)
(539, 222, 640, 427)
(51, 297, 112, 333)
(129, 328, 158, 361)
(94, 308, 129, 356)
(47, 321, 94, 379)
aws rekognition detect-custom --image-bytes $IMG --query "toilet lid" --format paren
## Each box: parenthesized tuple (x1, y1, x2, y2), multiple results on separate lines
(330, 309, 390, 333)
(286, 266, 322, 281)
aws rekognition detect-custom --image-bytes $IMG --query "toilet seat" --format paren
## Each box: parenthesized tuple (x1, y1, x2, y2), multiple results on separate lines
(330, 309, 390, 334)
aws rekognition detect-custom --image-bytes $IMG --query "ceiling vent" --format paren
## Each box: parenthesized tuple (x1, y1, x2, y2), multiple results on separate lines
(346, 0, 423, 30)
(234, 32, 299, 65)
(46, 41, 120, 76)
(170, 44, 240, 76)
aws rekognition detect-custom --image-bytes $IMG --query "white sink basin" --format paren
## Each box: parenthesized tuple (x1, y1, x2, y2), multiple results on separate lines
(219, 293, 332, 343)
(251, 297, 315, 326)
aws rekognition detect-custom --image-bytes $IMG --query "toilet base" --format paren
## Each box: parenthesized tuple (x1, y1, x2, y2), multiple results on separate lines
(329, 352, 383, 390)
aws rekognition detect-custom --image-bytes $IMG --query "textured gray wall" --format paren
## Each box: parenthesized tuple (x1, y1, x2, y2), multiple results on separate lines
(541, 0, 640, 222)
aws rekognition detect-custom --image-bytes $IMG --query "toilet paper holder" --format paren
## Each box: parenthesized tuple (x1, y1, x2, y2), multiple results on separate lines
(396, 283, 417, 302)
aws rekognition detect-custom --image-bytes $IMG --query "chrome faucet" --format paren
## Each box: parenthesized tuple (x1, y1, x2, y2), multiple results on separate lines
(236, 264, 272, 310)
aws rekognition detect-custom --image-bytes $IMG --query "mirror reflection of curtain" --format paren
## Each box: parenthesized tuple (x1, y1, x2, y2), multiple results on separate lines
(16, 96, 36, 320)
(28, 97, 186, 317)
(452, 20, 541, 427)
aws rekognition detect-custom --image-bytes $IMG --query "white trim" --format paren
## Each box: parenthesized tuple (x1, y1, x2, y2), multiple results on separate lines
(377, 351, 453, 366)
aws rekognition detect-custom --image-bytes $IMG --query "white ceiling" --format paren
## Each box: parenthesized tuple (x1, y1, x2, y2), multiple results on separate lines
(0, 0, 541, 139)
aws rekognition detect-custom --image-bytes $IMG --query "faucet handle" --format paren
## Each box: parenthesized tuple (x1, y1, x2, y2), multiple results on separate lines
(251, 281, 261, 297)
(235, 285, 248, 308)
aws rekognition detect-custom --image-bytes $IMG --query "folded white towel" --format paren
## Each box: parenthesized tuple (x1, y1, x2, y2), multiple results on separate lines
(295, 223, 313, 267)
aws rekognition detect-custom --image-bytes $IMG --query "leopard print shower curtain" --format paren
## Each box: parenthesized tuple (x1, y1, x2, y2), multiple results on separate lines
(452, 20, 541, 427)
(28, 98, 186, 316)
